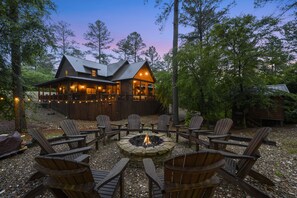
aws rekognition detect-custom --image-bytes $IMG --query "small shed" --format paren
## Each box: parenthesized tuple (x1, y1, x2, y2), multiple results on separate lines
(247, 84, 289, 126)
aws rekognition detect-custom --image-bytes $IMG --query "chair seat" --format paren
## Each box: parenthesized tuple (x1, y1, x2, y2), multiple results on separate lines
(92, 170, 120, 198)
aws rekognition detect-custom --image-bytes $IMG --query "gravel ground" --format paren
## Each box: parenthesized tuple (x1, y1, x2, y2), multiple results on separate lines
(0, 106, 297, 197)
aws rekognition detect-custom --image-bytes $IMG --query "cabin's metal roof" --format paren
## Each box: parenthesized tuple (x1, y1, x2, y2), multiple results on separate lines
(54, 55, 154, 82)
(112, 61, 147, 81)
(65, 55, 108, 76)
(107, 60, 128, 76)
(267, 84, 290, 93)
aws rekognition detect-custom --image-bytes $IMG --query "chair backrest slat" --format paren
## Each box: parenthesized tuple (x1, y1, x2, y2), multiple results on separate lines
(96, 115, 112, 132)
(60, 120, 80, 136)
(237, 127, 271, 178)
(157, 114, 171, 131)
(28, 128, 55, 154)
(163, 150, 224, 197)
(35, 156, 96, 197)
(214, 118, 233, 135)
(127, 114, 141, 130)
(189, 115, 203, 130)
(60, 120, 80, 149)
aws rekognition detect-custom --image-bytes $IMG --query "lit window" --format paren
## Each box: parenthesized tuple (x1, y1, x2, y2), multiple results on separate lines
(86, 88, 96, 94)
(91, 70, 96, 77)
(65, 70, 68, 76)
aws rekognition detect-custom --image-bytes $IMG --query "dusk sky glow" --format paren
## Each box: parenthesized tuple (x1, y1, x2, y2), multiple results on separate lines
(51, 0, 282, 62)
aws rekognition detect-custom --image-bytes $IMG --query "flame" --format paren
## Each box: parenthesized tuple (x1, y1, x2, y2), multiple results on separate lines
(143, 133, 151, 146)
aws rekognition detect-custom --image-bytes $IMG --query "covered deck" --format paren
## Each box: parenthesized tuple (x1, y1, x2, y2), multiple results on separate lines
(36, 76, 162, 121)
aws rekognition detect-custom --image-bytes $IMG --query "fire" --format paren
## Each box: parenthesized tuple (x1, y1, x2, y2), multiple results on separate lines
(143, 133, 151, 146)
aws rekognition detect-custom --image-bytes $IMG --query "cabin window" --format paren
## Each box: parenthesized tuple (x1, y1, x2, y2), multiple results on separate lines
(91, 70, 97, 77)
(65, 70, 68, 76)
(86, 88, 96, 94)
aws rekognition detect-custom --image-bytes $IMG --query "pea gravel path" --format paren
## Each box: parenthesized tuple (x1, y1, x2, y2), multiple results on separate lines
(0, 107, 296, 197)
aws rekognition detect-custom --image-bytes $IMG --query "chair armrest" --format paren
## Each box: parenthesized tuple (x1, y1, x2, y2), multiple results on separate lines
(80, 129, 100, 135)
(143, 158, 164, 191)
(210, 139, 248, 147)
(175, 125, 186, 129)
(193, 130, 214, 135)
(64, 134, 87, 139)
(188, 127, 201, 132)
(46, 136, 67, 143)
(47, 146, 92, 157)
(218, 150, 257, 160)
(229, 135, 277, 146)
(208, 134, 230, 140)
(95, 158, 130, 189)
(74, 154, 90, 163)
(111, 123, 122, 129)
(50, 138, 85, 146)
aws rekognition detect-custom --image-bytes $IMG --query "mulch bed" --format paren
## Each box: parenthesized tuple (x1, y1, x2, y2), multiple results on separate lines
(0, 107, 296, 197)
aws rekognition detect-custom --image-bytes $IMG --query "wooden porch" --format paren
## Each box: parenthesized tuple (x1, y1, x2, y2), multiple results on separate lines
(48, 99, 163, 121)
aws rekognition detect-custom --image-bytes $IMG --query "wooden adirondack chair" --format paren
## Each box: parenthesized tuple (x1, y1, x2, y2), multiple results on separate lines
(25, 128, 92, 197)
(34, 155, 130, 198)
(96, 115, 122, 145)
(194, 118, 233, 151)
(151, 114, 171, 137)
(175, 115, 203, 147)
(60, 119, 100, 150)
(143, 150, 225, 198)
(211, 127, 274, 197)
(28, 128, 91, 162)
(125, 114, 144, 135)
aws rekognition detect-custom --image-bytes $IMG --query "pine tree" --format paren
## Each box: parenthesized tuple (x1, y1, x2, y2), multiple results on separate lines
(84, 20, 113, 64)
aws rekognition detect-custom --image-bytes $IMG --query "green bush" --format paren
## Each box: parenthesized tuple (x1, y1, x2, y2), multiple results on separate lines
(284, 93, 297, 123)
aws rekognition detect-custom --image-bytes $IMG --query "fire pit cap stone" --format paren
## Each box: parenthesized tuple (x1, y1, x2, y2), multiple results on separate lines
(117, 133, 175, 157)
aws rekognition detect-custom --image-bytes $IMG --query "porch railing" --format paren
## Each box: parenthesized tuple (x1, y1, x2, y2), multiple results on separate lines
(39, 93, 155, 102)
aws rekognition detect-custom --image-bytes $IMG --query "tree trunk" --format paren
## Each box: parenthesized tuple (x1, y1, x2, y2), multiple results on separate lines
(10, 0, 27, 132)
(172, 0, 179, 125)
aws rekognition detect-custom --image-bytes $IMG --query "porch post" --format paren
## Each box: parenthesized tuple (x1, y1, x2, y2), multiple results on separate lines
(42, 88, 44, 102)
(66, 81, 71, 118)
(49, 85, 51, 101)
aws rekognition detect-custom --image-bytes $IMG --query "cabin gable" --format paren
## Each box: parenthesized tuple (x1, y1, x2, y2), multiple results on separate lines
(133, 64, 155, 83)
(56, 57, 77, 78)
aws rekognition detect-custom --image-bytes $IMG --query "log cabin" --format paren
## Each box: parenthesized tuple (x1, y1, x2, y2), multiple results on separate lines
(36, 55, 163, 120)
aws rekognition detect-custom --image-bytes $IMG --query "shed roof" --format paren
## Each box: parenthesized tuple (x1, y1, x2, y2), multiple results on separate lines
(267, 84, 290, 93)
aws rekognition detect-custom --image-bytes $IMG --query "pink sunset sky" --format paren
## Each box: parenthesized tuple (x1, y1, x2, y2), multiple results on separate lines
(51, 0, 283, 62)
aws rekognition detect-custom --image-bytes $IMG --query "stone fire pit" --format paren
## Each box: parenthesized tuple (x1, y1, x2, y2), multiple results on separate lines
(117, 133, 175, 157)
